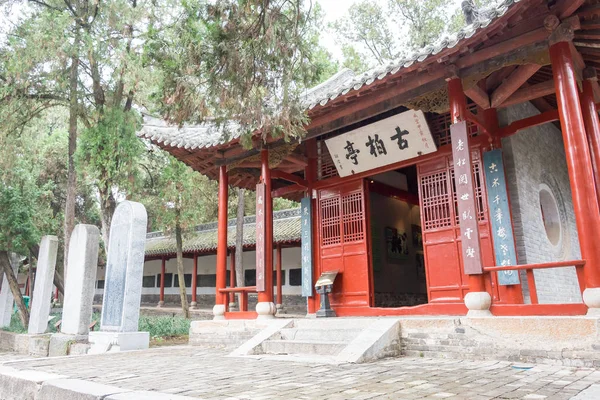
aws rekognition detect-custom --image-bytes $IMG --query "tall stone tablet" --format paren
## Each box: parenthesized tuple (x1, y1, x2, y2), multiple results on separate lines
(0, 254, 19, 328)
(100, 201, 147, 332)
(28, 236, 59, 334)
(61, 224, 100, 335)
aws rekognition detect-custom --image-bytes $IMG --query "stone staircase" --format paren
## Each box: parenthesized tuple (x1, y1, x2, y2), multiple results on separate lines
(230, 317, 402, 364)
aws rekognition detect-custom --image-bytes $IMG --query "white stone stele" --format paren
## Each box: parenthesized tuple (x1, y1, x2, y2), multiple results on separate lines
(256, 302, 276, 319)
(464, 292, 493, 317)
(90, 201, 149, 354)
(583, 287, 600, 316)
(0, 254, 19, 328)
(61, 224, 100, 336)
(28, 236, 59, 335)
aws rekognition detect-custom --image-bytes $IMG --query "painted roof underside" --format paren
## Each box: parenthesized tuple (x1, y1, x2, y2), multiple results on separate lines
(145, 209, 300, 257)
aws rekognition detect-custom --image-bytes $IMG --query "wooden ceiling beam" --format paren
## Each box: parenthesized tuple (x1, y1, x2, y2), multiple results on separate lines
(271, 170, 308, 188)
(497, 79, 555, 108)
(486, 65, 517, 91)
(499, 108, 559, 137)
(552, 0, 585, 19)
(464, 83, 490, 109)
(580, 21, 600, 30)
(272, 184, 304, 198)
(490, 64, 541, 108)
(576, 4, 600, 19)
(285, 152, 308, 166)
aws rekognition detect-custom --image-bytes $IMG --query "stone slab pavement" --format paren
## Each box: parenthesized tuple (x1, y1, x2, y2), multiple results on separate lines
(2, 346, 600, 399)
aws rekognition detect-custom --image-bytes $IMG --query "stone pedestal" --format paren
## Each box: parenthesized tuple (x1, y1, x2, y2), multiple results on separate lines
(583, 287, 600, 316)
(275, 303, 286, 315)
(48, 332, 88, 357)
(190, 301, 198, 309)
(28, 236, 59, 334)
(61, 225, 100, 336)
(464, 292, 492, 317)
(256, 302, 275, 319)
(88, 331, 149, 354)
(157, 301, 164, 308)
(213, 304, 225, 320)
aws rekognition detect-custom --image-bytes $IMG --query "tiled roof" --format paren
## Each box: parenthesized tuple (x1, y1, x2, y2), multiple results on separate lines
(138, 0, 522, 150)
(145, 208, 301, 257)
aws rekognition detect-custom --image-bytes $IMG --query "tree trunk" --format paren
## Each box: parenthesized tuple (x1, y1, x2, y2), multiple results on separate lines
(99, 187, 116, 252)
(0, 252, 29, 329)
(175, 208, 189, 319)
(235, 188, 245, 304)
(63, 27, 80, 286)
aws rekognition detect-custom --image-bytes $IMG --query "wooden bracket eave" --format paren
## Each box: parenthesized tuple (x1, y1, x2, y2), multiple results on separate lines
(272, 184, 304, 198)
(271, 170, 308, 188)
(497, 80, 556, 109)
(490, 64, 542, 108)
(464, 84, 491, 109)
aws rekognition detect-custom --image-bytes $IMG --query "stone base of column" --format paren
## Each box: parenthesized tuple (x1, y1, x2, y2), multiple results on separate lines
(190, 301, 197, 309)
(212, 304, 226, 320)
(157, 301, 164, 308)
(256, 302, 276, 319)
(583, 287, 600, 316)
(88, 331, 149, 354)
(464, 292, 492, 317)
(228, 302, 238, 312)
(275, 303, 285, 315)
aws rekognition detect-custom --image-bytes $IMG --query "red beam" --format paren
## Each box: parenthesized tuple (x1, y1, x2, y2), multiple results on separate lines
(271, 170, 308, 187)
(483, 259, 585, 272)
(272, 184, 303, 198)
(464, 84, 490, 109)
(490, 64, 541, 107)
(552, 0, 585, 19)
(498, 80, 556, 108)
(498, 109, 559, 137)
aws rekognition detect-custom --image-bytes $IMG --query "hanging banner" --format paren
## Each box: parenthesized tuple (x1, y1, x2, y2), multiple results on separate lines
(255, 183, 266, 292)
(451, 121, 483, 275)
(483, 149, 520, 285)
(325, 109, 437, 177)
(300, 197, 313, 297)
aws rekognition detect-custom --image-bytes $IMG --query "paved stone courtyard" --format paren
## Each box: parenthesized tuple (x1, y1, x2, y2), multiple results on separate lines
(1, 346, 600, 399)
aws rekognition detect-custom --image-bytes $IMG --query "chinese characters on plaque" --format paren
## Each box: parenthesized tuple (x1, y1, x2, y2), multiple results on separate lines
(450, 121, 483, 275)
(300, 198, 313, 297)
(325, 110, 437, 177)
(483, 149, 520, 285)
(255, 183, 266, 292)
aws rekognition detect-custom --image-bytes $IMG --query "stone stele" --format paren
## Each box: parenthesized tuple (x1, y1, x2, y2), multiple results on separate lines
(28, 236, 59, 335)
(61, 224, 100, 336)
(0, 254, 19, 328)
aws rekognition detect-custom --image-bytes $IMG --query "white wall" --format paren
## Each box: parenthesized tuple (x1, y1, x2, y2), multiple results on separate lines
(95, 247, 303, 296)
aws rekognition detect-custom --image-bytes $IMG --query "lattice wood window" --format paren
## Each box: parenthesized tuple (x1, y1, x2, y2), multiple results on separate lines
(341, 191, 365, 243)
(320, 196, 341, 246)
(427, 108, 479, 148)
(317, 140, 339, 181)
(420, 171, 452, 231)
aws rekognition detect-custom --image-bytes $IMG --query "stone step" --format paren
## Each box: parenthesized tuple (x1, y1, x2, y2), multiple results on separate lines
(263, 339, 347, 356)
(277, 328, 361, 342)
(292, 318, 376, 330)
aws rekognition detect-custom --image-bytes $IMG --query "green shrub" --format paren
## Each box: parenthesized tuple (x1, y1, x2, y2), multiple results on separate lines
(138, 315, 190, 339)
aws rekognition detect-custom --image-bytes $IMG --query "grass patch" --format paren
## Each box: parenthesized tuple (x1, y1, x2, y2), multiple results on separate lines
(138, 315, 191, 339)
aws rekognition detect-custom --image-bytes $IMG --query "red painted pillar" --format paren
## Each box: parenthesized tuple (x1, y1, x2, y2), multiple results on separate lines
(276, 245, 283, 307)
(550, 40, 600, 313)
(191, 253, 198, 308)
(305, 139, 318, 315)
(447, 77, 488, 296)
(580, 67, 600, 206)
(257, 148, 275, 317)
(229, 250, 236, 304)
(214, 165, 228, 319)
(158, 257, 165, 307)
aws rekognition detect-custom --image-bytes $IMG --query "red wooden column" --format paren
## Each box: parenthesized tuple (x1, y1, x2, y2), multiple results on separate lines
(229, 250, 236, 305)
(448, 77, 492, 316)
(305, 139, 318, 315)
(214, 165, 228, 319)
(190, 253, 198, 308)
(276, 245, 283, 309)
(158, 257, 166, 307)
(256, 148, 275, 318)
(550, 36, 600, 314)
(580, 67, 600, 206)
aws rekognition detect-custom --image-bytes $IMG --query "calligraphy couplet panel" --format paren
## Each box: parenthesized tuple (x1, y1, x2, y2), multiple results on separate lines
(483, 149, 520, 285)
(255, 183, 266, 292)
(324, 109, 437, 177)
(301, 197, 314, 297)
(450, 121, 483, 275)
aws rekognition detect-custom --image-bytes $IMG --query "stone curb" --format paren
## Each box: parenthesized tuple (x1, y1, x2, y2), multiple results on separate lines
(0, 366, 196, 399)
